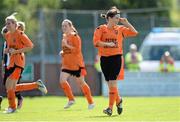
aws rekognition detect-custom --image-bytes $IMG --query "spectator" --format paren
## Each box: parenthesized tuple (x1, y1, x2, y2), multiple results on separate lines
(159, 51, 175, 72)
(125, 43, 142, 71)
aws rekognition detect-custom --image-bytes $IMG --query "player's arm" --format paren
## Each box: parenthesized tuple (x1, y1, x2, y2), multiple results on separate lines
(70, 35, 81, 53)
(119, 18, 138, 35)
(96, 41, 116, 48)
(62, 38, 74, 50)
(9, 32, 34, 55)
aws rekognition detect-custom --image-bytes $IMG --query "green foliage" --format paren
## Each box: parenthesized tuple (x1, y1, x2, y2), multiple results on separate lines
(61, 0, 171, 10)
(0, 0, 62, 43)
(27, 0, 61, 9)
(61, 0, 115, 10)
(1, 0, 19, 10)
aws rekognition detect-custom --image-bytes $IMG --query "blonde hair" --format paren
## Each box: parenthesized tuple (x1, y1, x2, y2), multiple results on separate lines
(5, 12, 18, 24)
(62, 19, 78, 34)
(17, 21, 25, 31)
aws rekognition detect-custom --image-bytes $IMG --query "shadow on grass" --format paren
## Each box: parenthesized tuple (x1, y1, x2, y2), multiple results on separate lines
(57, 108, 84, 112)
(88, 115, 119, 118)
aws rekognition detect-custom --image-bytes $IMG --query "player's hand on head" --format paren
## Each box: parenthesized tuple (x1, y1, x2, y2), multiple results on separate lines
(119, 18, 129, 25)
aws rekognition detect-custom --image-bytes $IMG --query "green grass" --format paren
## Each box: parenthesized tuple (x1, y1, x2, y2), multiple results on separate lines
(0, 96, 180, 121)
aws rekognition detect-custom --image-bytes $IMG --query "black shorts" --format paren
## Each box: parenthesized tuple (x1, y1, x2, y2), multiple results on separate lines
(100, 54, 122, 81)
(3, 65, 23, 85)
(62, 67, 84, 77)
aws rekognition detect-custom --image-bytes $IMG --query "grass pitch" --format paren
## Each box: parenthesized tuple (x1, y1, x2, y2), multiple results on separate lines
(0, 96, 179, 121)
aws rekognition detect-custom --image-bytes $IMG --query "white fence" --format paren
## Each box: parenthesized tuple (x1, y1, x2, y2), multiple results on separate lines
(102, 71, 180, 96)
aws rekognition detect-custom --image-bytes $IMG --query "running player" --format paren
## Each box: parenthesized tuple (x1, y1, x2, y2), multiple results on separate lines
(1, 21, 27, 109)
(93, 6, 138, 116)
(59, 19, 95, 110)
(2, 13, 47, 114)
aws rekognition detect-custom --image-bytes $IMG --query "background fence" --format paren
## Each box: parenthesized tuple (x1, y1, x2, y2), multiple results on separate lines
(0, 8, 171, 66)
(35, 8, 170, 64)
(102, 72, 180, 96)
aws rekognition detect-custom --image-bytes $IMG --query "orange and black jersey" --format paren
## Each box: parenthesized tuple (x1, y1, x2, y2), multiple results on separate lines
(4, 29, 33, 68)
(93, 24, 138, 56)
(61, 33, 85, 70)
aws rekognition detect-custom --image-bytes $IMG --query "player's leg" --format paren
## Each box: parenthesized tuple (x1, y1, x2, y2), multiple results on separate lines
(0, 96, 3, 110)
(3, 67, 21, 113)
(0, 68, 8, 111)
(103, 80, 118, 116)
(59, 71, 75, 109)
(16, 79, 23, 109)
(101, 55, 122, 116)
(15, 79, 47, 94)
(76, 76, 95, 110)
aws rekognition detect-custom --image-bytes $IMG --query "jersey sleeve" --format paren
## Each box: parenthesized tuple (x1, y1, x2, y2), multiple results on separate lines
(120, 26, 137, 38)
(71, 34, 81, 54)
(93, 26, 102, 47)
(20, 32, 34, 48)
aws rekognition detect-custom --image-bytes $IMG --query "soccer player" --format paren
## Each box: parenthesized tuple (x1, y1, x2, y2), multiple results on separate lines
(1, 26, 23, 109)
(59, 19, 95, 110)
(1, 21, 26, 110)
(93, 6, 138, 116)
(2, 13, 47, 114)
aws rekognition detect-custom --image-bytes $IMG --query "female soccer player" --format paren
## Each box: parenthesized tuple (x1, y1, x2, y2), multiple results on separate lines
(93, 6, 138, 116)
(1, 21, 28, 109)
(59, 19, 95, 110)
(3, 13, 47, 113)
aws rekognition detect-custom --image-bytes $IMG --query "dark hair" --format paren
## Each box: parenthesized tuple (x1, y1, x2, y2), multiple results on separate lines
(1, 26, 8, 35)
(101, 6, 120, 20)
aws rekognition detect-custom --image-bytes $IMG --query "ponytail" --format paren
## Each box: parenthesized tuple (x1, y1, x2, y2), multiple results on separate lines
(100, 14, 106, 19)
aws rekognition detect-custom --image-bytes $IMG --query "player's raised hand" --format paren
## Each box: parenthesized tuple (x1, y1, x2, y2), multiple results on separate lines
(119, 18, 129, 25)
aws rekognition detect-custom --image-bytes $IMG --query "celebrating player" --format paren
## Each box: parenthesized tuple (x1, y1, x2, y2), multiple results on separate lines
(93, 6, 138, 116)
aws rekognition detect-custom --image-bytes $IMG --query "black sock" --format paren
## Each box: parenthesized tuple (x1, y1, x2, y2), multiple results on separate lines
(16, 92, 23, 100)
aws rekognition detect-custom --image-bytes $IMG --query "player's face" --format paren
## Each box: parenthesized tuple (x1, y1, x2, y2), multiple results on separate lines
(112, 14, 120, 24)
(18, 26, 23, 31)
(62, 21, 71, 33)
(18, 25, 24, 31)
(108, 14, 120, 25)
(6, 20, 16, 31)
